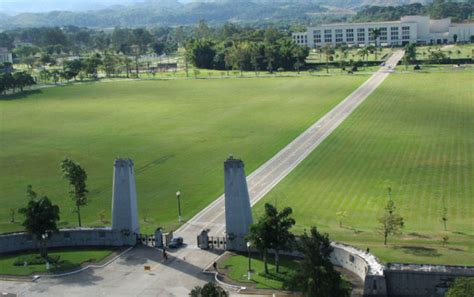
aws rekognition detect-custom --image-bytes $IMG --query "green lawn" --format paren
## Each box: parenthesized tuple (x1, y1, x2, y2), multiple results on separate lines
(0, 248, 114, 276)
(415, 44, 474, 61)
(255, 72, 474, 265)
(220, 253, 298, 290)
(0, 76, 366, 234)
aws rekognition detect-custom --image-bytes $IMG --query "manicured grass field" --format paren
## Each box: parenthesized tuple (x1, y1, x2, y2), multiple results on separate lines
(0, 248, 114, 276)
(220, 253, 298, 290)
(255, 72, 474, 265)
(0, 76, 366, 234)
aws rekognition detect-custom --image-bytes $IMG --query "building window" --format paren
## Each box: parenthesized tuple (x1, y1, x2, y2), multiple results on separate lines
(349, 255, 355, 263)
(402, 35, 410, 40)
(391, 26, 399, 31)
(99, 231, 106, 238)
(357, 28, 365, 33)
(402, 26, 410, 31)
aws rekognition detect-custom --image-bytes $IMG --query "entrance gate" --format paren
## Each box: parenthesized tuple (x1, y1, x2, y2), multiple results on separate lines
(197, 230, 227, 250)
(137, 234, 156, 247)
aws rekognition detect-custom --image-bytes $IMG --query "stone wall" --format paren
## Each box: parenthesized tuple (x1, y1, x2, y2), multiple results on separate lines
(383, 263, 474, 297)
(0, 228, 137, 255)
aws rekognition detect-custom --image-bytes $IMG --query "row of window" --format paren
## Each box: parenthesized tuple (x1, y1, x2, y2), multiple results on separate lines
(312, 26, 411, 35)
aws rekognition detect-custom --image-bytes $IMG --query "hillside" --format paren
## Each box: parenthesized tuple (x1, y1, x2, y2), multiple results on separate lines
(0, 0, 432, 29)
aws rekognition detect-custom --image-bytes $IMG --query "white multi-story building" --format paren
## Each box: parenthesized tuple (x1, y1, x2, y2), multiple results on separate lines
(0, 48, 13, 64)
(293, 16, 474, 48)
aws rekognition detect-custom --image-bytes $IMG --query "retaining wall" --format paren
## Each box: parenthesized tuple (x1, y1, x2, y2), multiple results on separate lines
(383, 263, 474, 297)
(0, 228, 137, 254)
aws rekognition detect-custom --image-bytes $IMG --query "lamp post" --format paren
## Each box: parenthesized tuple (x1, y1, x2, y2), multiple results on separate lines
(176, 191, 182, 223)
(42, 233, 50, 270)
(247, 241, 252, 280)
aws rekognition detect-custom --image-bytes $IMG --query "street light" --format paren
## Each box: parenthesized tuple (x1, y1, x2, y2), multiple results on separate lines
(42, 233, 50, 270)
(176, 191, 182, 223)
(247, 241, 252, 280)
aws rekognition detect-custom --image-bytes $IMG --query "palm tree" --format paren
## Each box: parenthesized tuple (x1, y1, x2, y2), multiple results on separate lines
(323, 44, 334, 73)
(370, 28, 382, 60)
(358, 46, 369, 70)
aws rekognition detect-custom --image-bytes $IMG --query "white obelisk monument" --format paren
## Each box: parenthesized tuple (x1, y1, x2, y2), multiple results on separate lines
(111, 158, 140, 234)
(224, 156, 253, 251)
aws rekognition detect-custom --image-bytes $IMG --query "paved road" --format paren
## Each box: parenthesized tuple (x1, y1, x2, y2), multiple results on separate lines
(0, 50, 404, 297)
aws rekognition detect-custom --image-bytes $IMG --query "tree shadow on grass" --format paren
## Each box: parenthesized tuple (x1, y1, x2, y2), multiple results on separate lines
(0, 90, 42, 101)
(407, 232, 431, 239)
(396, 246, 441, 257)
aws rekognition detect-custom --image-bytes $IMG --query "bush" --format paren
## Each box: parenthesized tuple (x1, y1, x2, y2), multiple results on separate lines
(446, 277, 474, 297)
(13, 254, 60, 266)
(414, 65, 421, 70)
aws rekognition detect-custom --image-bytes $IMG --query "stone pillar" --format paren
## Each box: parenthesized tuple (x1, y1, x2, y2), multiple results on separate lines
(224, 156, 253, 251)
(111, 158, 140, 235)
(154, 228, 163, 248)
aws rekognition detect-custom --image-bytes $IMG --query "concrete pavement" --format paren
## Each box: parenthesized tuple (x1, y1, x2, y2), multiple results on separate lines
(0, 50, 404, 297)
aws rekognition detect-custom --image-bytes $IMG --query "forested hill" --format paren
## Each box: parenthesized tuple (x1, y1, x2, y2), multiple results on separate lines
(0, 0, 435, 29)
(352, 1, 474, 23)
(0, 0, 329, 29)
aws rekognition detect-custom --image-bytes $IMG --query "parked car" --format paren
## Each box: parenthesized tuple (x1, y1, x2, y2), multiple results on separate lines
(168, 237, 184, 248)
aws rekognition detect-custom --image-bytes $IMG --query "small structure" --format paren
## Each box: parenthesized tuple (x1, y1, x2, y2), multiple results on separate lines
(111, 158, 140, 235)
(0, 48, 13, 64)
(224, 156, 253, 251)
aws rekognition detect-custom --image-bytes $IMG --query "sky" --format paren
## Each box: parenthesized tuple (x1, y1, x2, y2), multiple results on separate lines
(0, 0, 174, 15)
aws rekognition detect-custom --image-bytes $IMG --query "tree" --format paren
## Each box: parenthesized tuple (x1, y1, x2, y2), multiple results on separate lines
(63, 59, 83, 81)
(60, 158, 88, 227)
(14, 46, 40, 69)
(429, 50, 447, 64)
(246, 203, 295, 274)
(378, 199, 404, 245)
(188, 39, 216, 69)
(12, 72, 36, 92)
(84, 53, 102, 79)
(266, 204, 295, 273)
(246, 214, 273, 274)
(446, 277, 474, 297)
(9, 208, 15, 223)
(323, 44, 335, 73)
(284, 227, 350, 297)
(189, 282, 228, 297)
(358, 46, 369, 69)
(264, 44, 276, 74)
(403, 43, 417, 70)
(370, 28, 382, 60)
(18, 186, 60, 258)
(441, 204, 448, 231)
(441, 234, 449, 247)
(250, 42, 263, 76)
(336, 211, 347, 228)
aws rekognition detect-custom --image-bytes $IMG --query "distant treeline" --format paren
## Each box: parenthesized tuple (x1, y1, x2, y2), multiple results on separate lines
(0, 22, 309, 77)
(353, 0, 474, 23)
